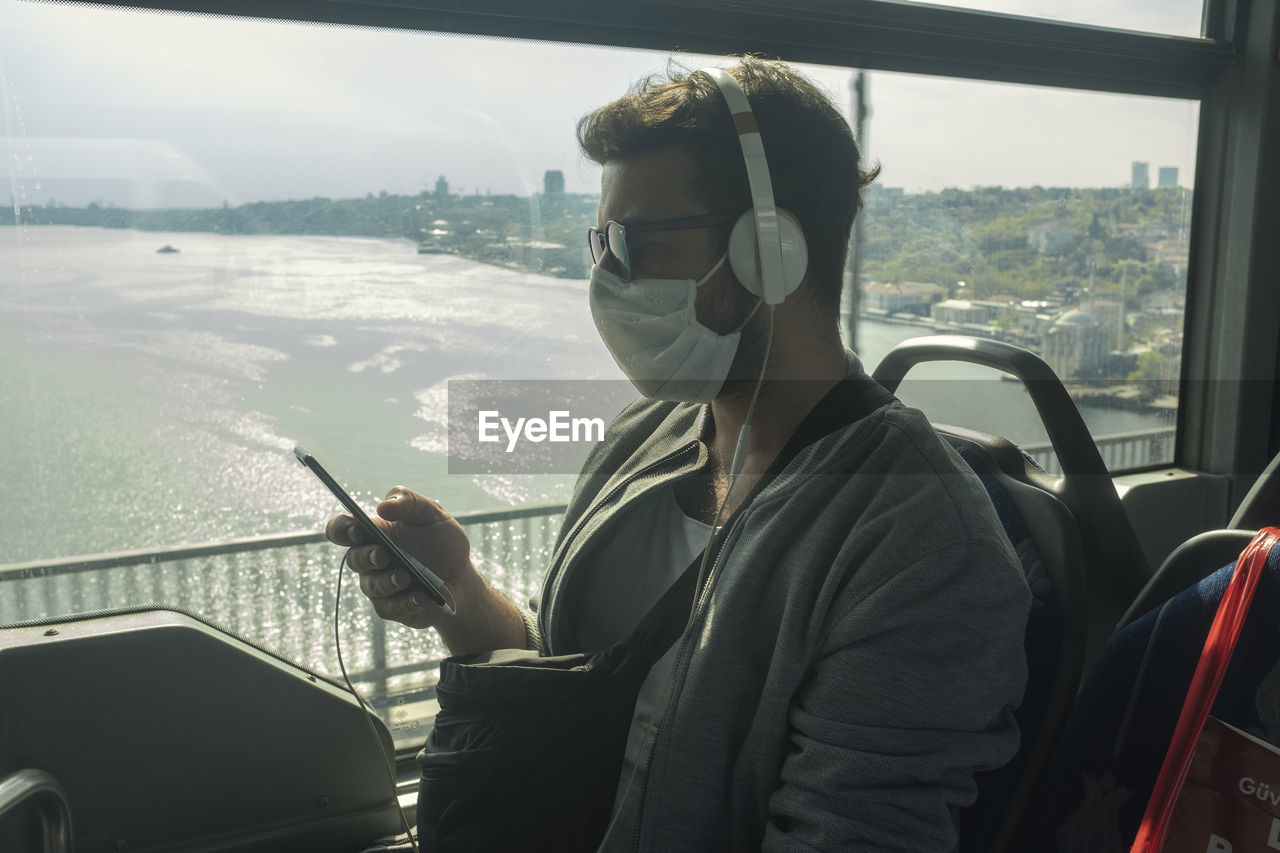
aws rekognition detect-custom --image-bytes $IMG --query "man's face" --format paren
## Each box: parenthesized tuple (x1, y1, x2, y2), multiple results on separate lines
(597, 147, 759, 337)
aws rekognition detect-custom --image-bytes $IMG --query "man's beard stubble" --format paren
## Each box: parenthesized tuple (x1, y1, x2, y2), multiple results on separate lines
(718, 301, 774, 400)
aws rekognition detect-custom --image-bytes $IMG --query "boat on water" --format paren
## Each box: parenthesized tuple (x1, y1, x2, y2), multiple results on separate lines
(156, 244, 180, 254)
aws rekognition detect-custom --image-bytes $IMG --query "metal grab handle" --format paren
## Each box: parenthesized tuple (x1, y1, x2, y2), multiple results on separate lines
(871, 335, 1110, 478)
(0, 769, 74, 853)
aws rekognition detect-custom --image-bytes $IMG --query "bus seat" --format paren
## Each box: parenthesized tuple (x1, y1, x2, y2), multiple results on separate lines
(932, 426, 1088, 853)
(1117, 529, 1257, 629)
(1118, 447, 1280, 629)
(873, 335, 1152, 669)
(1230, 445, 1280, 530)
(0, 607, 404, 852)
(1013, 535, 1280, 851)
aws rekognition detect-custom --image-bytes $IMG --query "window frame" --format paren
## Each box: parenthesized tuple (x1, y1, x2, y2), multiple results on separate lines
(1177, 0, 1280, 490)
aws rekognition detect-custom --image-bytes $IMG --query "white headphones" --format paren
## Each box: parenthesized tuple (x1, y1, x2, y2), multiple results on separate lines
(701, 67, 809, 306)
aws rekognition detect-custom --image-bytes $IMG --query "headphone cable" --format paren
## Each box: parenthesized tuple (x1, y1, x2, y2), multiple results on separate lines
(335, 551, 421, 853)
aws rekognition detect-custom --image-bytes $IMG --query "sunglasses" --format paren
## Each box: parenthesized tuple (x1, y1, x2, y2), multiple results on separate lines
(587, 212, 739, 281)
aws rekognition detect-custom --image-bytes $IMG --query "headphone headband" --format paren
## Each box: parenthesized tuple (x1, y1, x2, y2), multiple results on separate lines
(701, 67, 803, 305)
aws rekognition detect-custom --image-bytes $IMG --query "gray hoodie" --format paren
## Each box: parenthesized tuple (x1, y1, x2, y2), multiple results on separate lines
(525, 357, 1031, 851)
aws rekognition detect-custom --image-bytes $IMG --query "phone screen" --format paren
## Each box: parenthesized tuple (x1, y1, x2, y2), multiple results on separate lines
(294, 446, 455, 615)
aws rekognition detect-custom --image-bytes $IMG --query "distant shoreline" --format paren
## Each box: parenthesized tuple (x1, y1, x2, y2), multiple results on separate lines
(11, 225, 1176, 417)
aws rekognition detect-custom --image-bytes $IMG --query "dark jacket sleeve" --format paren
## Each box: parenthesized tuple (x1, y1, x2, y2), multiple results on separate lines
(763, 537, 1031, 852)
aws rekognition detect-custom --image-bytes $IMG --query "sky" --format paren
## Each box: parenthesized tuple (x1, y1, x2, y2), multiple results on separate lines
(2, 0, 1203, 208)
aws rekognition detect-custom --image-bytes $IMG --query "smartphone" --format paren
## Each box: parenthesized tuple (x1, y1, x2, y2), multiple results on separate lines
(294, 446, 455, 616)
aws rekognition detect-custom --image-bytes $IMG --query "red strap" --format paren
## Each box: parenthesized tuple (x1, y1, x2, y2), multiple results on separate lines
(1130, 526, 1280, 852)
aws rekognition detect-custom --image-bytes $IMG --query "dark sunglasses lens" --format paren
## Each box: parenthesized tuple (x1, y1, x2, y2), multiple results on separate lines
(606, 222, 630, 279)
(588, 229, 605, 265)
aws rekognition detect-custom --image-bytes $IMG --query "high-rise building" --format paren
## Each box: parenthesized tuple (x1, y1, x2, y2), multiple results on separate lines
(1158, 166, 1179, 188)
(1131, 161, 1150, 190)
(543, 170, 565, 196)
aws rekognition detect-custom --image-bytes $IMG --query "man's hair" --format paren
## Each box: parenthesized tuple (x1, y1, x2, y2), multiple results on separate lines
(577, 56, 878, 316)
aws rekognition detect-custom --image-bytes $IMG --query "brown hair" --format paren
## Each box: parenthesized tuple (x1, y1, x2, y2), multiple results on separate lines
(577, 56, 878, 316)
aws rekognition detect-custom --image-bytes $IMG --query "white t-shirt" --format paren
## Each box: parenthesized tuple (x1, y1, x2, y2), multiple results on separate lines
(575, 484, 713, 848)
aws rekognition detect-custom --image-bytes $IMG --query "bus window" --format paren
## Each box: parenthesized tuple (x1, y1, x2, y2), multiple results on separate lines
(0, 0, 1200, 744)
(848, 73, 1195, 475)
(0, 1, 637, 746)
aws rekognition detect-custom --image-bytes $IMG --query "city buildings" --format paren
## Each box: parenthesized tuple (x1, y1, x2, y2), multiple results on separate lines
(1131, 161, 1150, 190)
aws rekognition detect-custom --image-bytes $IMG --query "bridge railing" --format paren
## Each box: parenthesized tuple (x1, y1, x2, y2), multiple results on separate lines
(0, 503, 566, 749)
(1020, 426, 1177, 476)
(0, 424, 1178, 745)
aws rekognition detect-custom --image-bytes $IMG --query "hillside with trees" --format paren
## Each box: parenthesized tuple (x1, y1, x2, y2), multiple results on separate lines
(859, 184, 1191, 304)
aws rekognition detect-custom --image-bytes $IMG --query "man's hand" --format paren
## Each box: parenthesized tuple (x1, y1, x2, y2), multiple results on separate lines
(325, 486, 528, 654)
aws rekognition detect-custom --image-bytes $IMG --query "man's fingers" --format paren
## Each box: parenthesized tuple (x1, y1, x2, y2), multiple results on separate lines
(344, 543, 393, 574)
(324, 488, 464, 627)
(370, 590, 431, 622)
(358, 566, 413, 599)
(325, 514, 365, 546)
(377, 487, 452, 526)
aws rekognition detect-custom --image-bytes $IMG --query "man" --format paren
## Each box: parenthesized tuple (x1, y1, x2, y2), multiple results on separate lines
(327, 57, 1030, 850)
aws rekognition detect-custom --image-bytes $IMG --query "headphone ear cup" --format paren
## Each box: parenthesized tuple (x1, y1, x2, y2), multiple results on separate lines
(726, 209, 809, 301)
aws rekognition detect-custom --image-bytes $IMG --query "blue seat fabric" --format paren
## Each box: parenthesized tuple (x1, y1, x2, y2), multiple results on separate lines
(1016, 540, 1280, 851)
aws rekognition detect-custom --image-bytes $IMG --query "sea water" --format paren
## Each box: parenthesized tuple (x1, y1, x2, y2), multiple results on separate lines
(0, 226, 1169, 565)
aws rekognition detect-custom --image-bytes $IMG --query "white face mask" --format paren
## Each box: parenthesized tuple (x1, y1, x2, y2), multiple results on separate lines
(589, 253, 760, 402)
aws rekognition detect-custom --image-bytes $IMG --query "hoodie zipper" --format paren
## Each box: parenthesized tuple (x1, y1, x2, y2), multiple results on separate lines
(624, 408, 889, 850)
(629, 511, 739, 852)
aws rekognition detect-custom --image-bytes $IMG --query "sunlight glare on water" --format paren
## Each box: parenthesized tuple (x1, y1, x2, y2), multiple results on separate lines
(0, 225, 616, 564)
